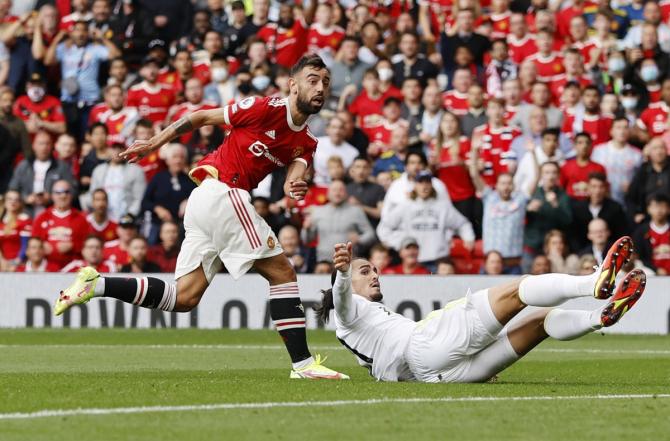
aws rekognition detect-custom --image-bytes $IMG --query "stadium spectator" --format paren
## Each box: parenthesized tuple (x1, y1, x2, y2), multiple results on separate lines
(530, 254, 551, 275)
(14, 236, 59, 272)
(314, 260, 334, 274)
(343, 68, 384, 134)
(460, 84, 487, 138)
(203, 54, 236, 106)
(579, 218, 612, 265)
(372, 126, 409, 178)
(102, 213, 137, 266)
(435, 258, 456, 275)
(136, 0, 193, 44)
(0, 87, 30, 160)
(377, 170, 474, 272)
(85, 188, 117, 242)
(257, 1, 315, 69)
(560, 132, 607, 201)
(2, 11, 39, 94)
(623, 1, 670, 53)
(89, 84, 139, 145)
(561, 86, 613, 145)
(336, 109, 369, 157)
(88, 142, 146, 221)
(147, 220, 180, 273)
(54, 133, 79, 180)
(0, 108, 20, 194)
(524, 161, 573, 261)
(108, 3, 155, 67)
(278, 224, 307, 274)
(330, 36, 370, 100)
(0, 189, 31, 271)
(417, 84, 444, 147)
(301, 179, 375, 262)
(543, 229, 580, 275)
(633, 193, 670, 275)
(570, 172, 630, 253)
(366, 97, 408, 157)
(9, 130, 76, 215)
(31, 179, 88, 270)
(399, 77, 423, 146)
(442, 68, 471, 116)
(44, 20, 120, 140)
(510, 105, 572, 163)
(106, 57, 137, 90)
(313, 116, 358, 187)
(60, 235, 116, 273)
(381, 151, 450, 219)
(511, 82, 563, 134)
(482, 250, 504, 276)
(440, 8, 490, 72)
(252, 196, 287, 237)
(12, 72, 66, 138)
(166, 78, 216, 144)
(514, 128, 565, 198)
(634, 78, 670, 143)
(626, 137, 670, 224)
(126, 56, 176, 126)
(382, 236, 431, 275)
(221, 1, 248, 58)
(392, 31, 438, 88)
(368, 243, 391, 274)
(485, 39, 517, 99)
(346, 156, 385, 228)
(79, 122, 109, 191)
(592, 118, 643, 205)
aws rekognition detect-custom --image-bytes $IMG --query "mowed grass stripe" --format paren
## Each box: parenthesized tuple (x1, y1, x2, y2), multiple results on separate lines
(2, 393, 669, 420)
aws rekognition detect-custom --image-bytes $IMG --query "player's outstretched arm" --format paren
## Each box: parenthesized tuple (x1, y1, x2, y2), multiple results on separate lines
(332, 242, 357, 324)
(120, 109, 227, 163)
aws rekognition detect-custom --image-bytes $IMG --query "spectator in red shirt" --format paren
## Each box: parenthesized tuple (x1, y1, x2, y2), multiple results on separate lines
(86, 188, 118, 242)
(147, 220, 180, 273)
(32, 179, 88, 269)
(119, 236, 161, 273)
(89, 84, 140, 145)
(102, 213, 138, 266)
(344, 68, 385, 133)
(126, 56, 176, 126)
(162, 48, 211, 97)
(132, 119, 165, 182)
(382, 237, 431, 275)
(562, 85, 613, 144)
(560, 132, 607, 201)
(166, 78, 217, 144)
(12, 72, 67, 139)
(366, 97, 408, 157)
(633, 193, 670, 275)
(60, 235, 117, 273)
(257, 1, 316, 69)
(15, 237, 60, 272)
(0, 190, 32, 271)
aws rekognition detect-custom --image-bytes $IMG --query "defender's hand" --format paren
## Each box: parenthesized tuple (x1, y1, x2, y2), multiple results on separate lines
(333, 242, 353, 273)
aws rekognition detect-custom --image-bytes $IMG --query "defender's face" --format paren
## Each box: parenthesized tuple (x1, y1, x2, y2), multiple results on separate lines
(351, 260, 382, 302)
(292, 66, 331, 115)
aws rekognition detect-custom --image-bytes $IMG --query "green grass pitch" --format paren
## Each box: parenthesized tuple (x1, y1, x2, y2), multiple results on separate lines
(1, 329, 669, 441)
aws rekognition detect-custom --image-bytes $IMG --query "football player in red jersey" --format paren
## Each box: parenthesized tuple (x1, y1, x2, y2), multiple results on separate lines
(56, 55, 348, 380)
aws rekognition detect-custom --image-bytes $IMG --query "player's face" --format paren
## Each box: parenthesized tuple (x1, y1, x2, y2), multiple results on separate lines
(351, 260, 382, 302)
(293, 67, 330, 115)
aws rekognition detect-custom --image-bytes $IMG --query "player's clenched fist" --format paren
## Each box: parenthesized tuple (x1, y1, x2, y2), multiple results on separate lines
(285, 180, 309, 201)
(333, 242, 353, 272)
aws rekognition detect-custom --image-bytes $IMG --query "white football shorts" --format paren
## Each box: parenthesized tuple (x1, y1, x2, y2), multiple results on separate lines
(404, 289, 504, 383)
(175, 178, 283, 282)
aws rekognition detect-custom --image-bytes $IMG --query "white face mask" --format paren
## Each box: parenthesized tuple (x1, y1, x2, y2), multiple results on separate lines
(27, 86, 45, 102)
(640, 65, 659, 82)
(377, 67, 393, 82)
(621, 96, 638, 110)
(252, 75, 271, 91)
(211, 67, 229, 83)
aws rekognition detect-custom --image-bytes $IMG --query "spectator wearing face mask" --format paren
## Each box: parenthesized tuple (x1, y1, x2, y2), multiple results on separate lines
(203, 54, 236, 106)
(12, 72, 66, 139)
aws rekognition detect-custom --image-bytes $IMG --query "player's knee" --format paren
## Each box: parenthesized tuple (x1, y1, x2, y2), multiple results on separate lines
(265, 257, 297, 285)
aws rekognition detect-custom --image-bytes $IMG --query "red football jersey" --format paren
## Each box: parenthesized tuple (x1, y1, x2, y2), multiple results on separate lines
(489, 11, 512, 40)
(349, 91, 385, 131)
(307, 24, 345, 54)
(88, 102, 109, 124)
(562, 113, 613, 144)
(32, 208, 88, 269)
(662, 0, 670, 22)
(136, 150, 165, 183)
(550, 73, 593, 106)
(646, 84, 661, 104)
(419, 0, 453, 36)
(160, 63, 212, 95)
(504, 105, 519, 122)
(364, 118, 409, 152)
(528, 52, 565, 82)
(103, 239, 130, 266)
(258, 19, 309, 69)
(559, 159, 607, 200)
(507, 34, 538, 64)
(556, 3, 595, 39)
(90, 106, 140, 145)
(442, 90, 469, 116)
(382, 264, 431, 275)
(648, 223, 670, 273)
(431, 136, 476, 202)
(473, 124, 521, 187)
(126, 82, 176, 124)
(189, 96, 317, 191)
(167, 101, 217, 144)
(13, 95, 66, 126)
(60, 259, 117, 273)
(86, 214, 118, 242)
(0, 213, 32, 260)
(637, 102, 670, 138)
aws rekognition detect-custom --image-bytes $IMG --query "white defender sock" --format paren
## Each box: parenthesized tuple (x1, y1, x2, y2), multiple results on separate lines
(518, 273, 597, 307)
(543, 307, 605, 341)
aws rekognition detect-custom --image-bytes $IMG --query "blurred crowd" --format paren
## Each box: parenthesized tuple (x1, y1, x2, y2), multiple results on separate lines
(0, 0, 669, 277)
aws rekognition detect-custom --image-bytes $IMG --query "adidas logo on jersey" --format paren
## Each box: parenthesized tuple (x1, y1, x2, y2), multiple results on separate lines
(265, 130, 276, 139)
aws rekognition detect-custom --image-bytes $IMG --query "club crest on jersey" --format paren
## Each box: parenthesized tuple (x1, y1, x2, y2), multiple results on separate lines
(267, 236, 276, 249)
(238, 97, 255, 109)
(292, 147, 304, 158)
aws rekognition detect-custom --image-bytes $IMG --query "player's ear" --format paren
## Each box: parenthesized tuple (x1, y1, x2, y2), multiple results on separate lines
(288, 77, 297, 95)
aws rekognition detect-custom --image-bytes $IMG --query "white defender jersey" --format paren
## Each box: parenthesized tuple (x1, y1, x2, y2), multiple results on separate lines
(332, 269, 417, 381)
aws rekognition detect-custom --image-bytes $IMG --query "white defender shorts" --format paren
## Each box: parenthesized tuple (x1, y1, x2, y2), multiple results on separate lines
(404, 289, 504, 383)
(175, 178, 283, 282)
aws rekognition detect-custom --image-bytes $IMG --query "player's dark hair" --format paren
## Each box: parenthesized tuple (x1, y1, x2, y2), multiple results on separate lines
(289, 54, 327, 77)
(314, 258, 367, 324)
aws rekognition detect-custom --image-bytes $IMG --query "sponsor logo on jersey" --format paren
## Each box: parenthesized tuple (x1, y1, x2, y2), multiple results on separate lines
(248, 141, 286, 167)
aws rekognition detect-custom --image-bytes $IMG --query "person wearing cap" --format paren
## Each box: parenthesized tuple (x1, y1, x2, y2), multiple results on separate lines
(88, 142, 146, 221)
(381, 237, 431, 275)
(126, 55, 176, 125)
(12, 72, 66, 138)
(378, 170, 475, 273)
(102, 212, 138, 266)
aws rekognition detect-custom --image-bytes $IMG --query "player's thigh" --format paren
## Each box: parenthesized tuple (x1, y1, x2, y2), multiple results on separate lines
(252, 253, 297, 285)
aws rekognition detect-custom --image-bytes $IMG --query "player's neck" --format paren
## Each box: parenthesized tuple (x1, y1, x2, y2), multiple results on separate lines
(287, 97, 309, 127)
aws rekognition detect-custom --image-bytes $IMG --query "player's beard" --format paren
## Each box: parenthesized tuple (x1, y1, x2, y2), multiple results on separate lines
(296, 90, 324, 115)
(370, 292, 383, 302)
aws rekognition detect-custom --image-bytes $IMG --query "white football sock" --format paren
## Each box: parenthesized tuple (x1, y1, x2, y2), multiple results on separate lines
(518, 272, 597, 307)
(543, 306, 605, 341)
(292, 356, 315, 370)
(93, 277, 105, 297)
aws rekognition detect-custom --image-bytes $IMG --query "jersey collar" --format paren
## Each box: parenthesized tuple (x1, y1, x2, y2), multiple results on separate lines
(284, 98, 308, 132)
